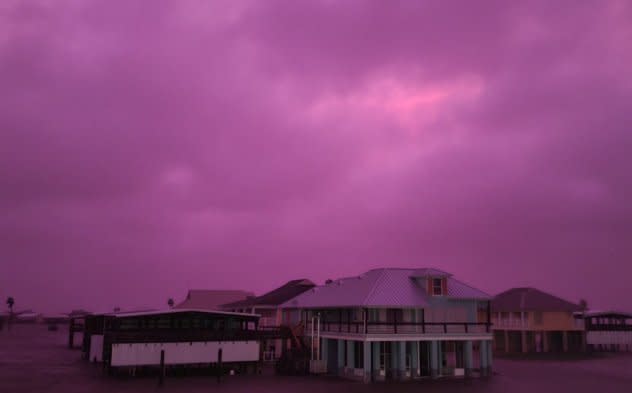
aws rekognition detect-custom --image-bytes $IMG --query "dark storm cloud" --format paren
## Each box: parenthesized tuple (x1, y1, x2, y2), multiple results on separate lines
(1, 0, 630, 312)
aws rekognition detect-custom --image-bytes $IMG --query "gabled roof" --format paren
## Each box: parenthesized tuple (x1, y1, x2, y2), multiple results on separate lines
(222, 279, 315, 309)
(492, 287, 581, 312)
(281, 268, 490, 309)
(176, 289, 254, 310)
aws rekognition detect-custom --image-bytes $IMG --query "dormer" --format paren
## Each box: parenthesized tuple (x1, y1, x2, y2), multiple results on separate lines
(410, 268, 452, 297)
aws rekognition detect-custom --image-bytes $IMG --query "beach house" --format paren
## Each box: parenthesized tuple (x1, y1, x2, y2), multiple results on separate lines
(491, 287, 584, 353)
(281, 268, 493, 382)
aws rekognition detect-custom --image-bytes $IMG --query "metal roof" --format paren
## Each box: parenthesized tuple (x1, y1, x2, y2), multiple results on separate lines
(448, 277, 492, 299)
(411, 268, 453, 278)
(281, 268, 490, 309)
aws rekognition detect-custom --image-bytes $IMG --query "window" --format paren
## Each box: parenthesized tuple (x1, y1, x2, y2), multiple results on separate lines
(512, 312, 522, 326)
(534, 311, 543, 325)
(432, 278, 443, 296)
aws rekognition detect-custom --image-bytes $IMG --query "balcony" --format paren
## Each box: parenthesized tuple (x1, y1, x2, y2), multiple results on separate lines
(305, 321, 491, 336)
(493, 319, 529, 329)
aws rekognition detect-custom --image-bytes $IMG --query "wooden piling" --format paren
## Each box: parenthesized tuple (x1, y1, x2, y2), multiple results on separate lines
(159, 350, 165, 386)
(217, 348, 223, 383)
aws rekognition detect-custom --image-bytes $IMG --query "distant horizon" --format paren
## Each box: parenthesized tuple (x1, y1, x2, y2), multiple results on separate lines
(3, 266, 629, 315)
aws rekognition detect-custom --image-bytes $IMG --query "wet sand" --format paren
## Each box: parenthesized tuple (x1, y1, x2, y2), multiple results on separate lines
(1, 325, 631, 393)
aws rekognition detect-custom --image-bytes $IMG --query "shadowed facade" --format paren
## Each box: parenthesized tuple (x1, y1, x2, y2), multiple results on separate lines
(492, 287, 584, 354)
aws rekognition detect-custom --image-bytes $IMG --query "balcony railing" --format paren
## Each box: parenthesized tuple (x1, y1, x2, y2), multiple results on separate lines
(305, 321, 490, 335)
(493, 319, 529, 328)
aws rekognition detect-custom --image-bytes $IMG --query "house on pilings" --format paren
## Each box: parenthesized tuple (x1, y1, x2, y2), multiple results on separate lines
(281, 268, 493, 382)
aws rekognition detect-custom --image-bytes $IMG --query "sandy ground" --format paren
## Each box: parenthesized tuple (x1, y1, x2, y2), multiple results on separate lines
(1, 325, 631, 393)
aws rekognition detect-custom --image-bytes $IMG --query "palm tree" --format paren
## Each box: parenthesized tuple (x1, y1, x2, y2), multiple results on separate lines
(6, 297, 14, 330)
(167, 298, 175, 308)
(6, 297, 14, 314)
(579, 299, 588, 312)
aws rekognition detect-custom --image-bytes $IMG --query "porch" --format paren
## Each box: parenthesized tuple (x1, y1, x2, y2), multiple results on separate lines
(317, 337, 493, 382)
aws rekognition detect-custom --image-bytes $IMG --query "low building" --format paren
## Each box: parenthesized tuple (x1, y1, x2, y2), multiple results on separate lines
(281, 268, 493, 382)
(42, 314, 70, 324)
(175, 289, 254, 310)
(222, 279, 315, 361)
(81, 309, 261, 372)
(574, 310, 632, 352)
(492, 287, 584, 353)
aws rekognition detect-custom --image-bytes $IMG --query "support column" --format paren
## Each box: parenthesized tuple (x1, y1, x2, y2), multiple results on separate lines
(563, 331, 569, 352)
(479, 340, 488, 377)
(321, 338, 328, 362)
(391, 342, 398, 377)
(372, 342, 380, 379)
(543, 331, 549, 353)
(464, 341, 473, 377)
(438, 341, 443, 375)
(337, 339, 345, 376)
(398, 341, 407, 379)
(486, 341, 493, 375)
(521, 330, 528, 353)
(430, 341, 439, 378)
(363, 341, 371, 383)
(504, 330, 509, 353)
(411, 341, 419, 378)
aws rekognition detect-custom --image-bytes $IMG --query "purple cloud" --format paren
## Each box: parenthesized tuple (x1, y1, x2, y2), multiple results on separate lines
(1, 0, 631, 313)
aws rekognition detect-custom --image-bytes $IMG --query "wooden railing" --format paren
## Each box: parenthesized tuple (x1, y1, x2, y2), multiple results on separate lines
(306, 321, 490, 335)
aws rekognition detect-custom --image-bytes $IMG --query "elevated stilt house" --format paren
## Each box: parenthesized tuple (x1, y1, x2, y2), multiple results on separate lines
(281, 268, 493, 382)
(81, 309, 261, 374)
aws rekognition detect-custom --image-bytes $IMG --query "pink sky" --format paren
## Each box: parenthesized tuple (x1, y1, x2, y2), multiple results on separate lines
(1, 1, 631, 313)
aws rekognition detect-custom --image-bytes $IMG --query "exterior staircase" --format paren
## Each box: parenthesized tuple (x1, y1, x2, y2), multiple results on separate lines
(275, 322, 310, 375)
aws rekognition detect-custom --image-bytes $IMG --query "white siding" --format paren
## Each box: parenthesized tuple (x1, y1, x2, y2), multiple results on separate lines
(110, 341, 260, 367)
(89, 335, 104, 362)
(587, 331, 632, 345)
